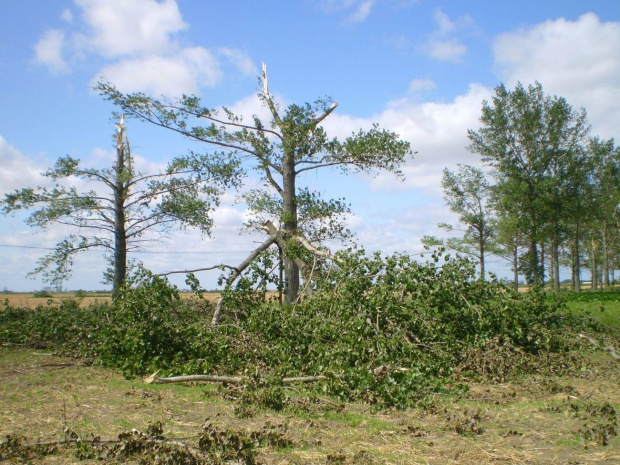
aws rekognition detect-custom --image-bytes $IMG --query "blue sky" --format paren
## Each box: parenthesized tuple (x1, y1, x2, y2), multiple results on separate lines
(1, 0, 619, 291)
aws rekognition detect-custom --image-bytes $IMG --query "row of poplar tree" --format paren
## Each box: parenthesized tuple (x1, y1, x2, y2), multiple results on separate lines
(427, 82, 620, 291)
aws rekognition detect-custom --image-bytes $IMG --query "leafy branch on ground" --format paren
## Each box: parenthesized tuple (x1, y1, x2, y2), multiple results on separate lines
(1, 249, 615, 411)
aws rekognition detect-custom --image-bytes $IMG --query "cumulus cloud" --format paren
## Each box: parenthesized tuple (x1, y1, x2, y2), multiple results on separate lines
(314, 0, 416, 22)
(217, 48, 259, 76)
(61, 9, 74, 23)
(353, 201, 457, 255)
(94, 48, 222, 95)
(418, 8, 475, 62)
(358, 83, 490, 194)
(0, 136, 49, 196)
(494, 12, 620, 138)
(33, 29, 68, 74)
(407, 78, 436, 93)
(74, 0, 186, 58)
(347, 0, 375, 23)
(313, 0, 376, 23)
(34, 0, 255, 97)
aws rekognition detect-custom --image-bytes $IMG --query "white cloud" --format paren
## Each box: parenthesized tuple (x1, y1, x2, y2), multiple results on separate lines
(494, 12, 620, 139)
(347, 0, 375, 23)
(418, 8, 474, 62)
(0, 136, 49, 196)
(33, 29, 68, 74)
(61, 9, 74, 23)
(218, 48, 259, 76)
(370, 83, 490, 190)
(407, 78, 436, 93)
(95, 48, 222, 96)
(226, 93, 273, 124)
(75, 0, 186, 58)
(353, 202, 456, 255)
(35, 0, 256, 96)
(313, 0, 376, 23)
(422, 39, 466, 62)
(318, 82, 490, 203)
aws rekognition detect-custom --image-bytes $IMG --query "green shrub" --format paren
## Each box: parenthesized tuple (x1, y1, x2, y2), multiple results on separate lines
(32, 289, 53, 298)
(0, 249, 601, 409)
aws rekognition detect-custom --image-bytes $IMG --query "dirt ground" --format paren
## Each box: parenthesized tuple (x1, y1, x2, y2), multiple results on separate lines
(1, 347, 619, 464)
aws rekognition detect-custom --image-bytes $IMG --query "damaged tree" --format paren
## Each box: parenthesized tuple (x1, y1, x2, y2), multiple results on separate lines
(99, 64, 412, 306)
(1, 116, 241, 294)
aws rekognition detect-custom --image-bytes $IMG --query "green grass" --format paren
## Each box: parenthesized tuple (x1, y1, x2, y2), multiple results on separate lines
(564, 300, 620, 329)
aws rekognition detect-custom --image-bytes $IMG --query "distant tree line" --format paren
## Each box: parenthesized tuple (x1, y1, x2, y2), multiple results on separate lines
(426, 82, 620, 291)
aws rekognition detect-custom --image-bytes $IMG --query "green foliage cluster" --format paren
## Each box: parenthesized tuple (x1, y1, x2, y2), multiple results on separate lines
(563, 289, 620, 303)
(0, 250, 595, 409)
(32, 289, 53, 298)
(1, 297, 106, 357)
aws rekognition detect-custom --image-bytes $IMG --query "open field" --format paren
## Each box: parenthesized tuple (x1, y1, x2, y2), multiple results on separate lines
(1, 293, 114, 309)
(1, 346, 619, 464)
(1, 291, 283, 309)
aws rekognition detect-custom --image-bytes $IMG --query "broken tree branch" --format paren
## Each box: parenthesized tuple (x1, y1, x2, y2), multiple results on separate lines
(144, 373, 338, 385)
(157, 264, 235, 277)
(262, 63, 283, 128)
(211, 234, 277, 326)
(579, 333, 620, 360)
(262, 220, 332, 259)
(144, 365, 407, 385)
(210, 220, 335, 326)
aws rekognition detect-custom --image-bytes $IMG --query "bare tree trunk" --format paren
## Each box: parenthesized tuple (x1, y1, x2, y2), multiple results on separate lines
(603, 224, 610, 287)
(513, 242, 519, 293)
(552, 227, 561, 289)
(549, 252, 555, 289)
(479, 237, 485, 281)
(573, 223, 581, 292)
(278, 244, 283, 308)
(591, 236, 598, 291)
(113, 118, 128, 296)
(282, 149, 299, 305)
(262, 63, 300, 306)
(540, 242, 545, 287)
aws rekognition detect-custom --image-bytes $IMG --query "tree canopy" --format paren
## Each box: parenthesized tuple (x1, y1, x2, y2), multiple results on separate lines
(468, 82, 590, 286)
(98, 64, 413, 304)
(1, 117, 242, 292)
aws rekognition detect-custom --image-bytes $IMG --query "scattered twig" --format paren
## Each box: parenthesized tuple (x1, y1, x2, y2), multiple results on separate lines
(579, 333, 620, 360)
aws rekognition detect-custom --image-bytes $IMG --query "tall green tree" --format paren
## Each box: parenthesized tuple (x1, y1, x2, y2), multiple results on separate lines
(588, 137, 620, 287)
(428, 164, 497, 280)
(1, 117, 241, 293)
(468, 82, 589, 286)
(98, 65, 412, 304)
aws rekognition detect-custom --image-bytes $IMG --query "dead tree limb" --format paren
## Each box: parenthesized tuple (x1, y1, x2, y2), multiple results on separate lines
(144, 373, 338, 385)
(157, 264, 236, 277)
(579, 333, 620, 360)
(210, 220, 335, 326)
(211, 234, 277, 326)
(144, 365, 407, 385)
(146, 374, 244, 384)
